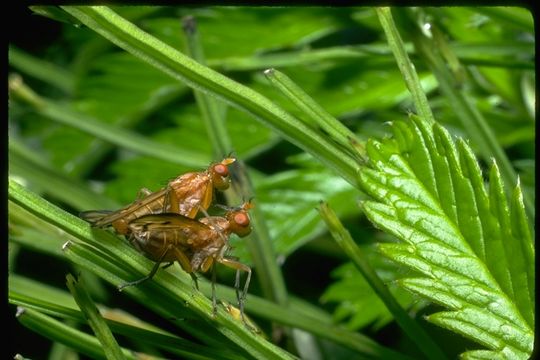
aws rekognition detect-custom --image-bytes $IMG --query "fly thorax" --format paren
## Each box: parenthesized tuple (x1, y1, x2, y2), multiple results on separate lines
(200, 217, 229, 233)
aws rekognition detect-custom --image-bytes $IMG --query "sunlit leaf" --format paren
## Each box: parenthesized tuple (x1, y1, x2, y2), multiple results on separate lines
(359, 115, 534, 358)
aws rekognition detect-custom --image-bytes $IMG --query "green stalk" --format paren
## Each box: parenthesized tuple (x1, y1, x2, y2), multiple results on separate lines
(8, 75, 208, 168)
(318, 202, 448, 360)
(375, 7, 435, 125)
(264, 68, 366, 161)
(16, 307, 137, 360)
(181, 15, 289, 307)
(9, 46, 74, 94)
(403, 9, 534, 223)
(66, 274, 125, 360)
(182, 15, 232, 158)
(9, 179, 296, 360)
(59, 6, 360, 187)
(9, 139, 119, 211)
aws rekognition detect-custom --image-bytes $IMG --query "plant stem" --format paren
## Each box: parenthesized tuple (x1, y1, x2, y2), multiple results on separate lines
(319, 201, 448, 360)
(8, 75, 209, 168)
(66, 274, 126, 360)
(376, 7, 435, 125)
(9, 46, 74, 94)
(264, 68, 366, 162)
(16, 307, 137, 360)
(60, 6, 360, 187)
(403, 8, 535, 222)
(182, 15, 289, 308)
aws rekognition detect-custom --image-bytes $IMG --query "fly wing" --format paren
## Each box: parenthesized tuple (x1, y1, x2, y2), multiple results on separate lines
(79, 210, 113, 225)
(88, 189, 167, 227)
(130, 213, 207, 229)
(129, 213, 211, 247)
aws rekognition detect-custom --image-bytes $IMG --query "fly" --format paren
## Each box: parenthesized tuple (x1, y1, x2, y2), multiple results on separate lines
(124, 201, 253, 324)
(80, 157, 236, 234)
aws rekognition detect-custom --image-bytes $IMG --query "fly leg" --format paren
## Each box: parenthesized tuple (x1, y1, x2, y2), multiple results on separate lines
(198, 256, 218, 316)
(218, 258, 252, 329)
(189, 273, 199, 291)
(171, 247, 199, 290)
(117, 244, 173, 291)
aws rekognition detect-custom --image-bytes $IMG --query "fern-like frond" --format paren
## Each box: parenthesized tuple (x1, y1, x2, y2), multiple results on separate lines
(358, 115, 534, 359)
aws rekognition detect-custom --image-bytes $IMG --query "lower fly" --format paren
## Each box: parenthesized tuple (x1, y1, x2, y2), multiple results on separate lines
(125, 201, 253, 326)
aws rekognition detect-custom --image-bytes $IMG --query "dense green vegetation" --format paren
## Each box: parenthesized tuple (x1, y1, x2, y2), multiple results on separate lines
(9, 6, 534, 360)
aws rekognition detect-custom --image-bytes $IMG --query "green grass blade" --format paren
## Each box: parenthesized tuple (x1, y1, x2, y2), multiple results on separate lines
(318, 201, 447, 360)
(9, 274, 79, 316)
(9, 76, 209, 168)
(59, 6, 360, 186)
(263, 68, 365, 161)
(10, 202, 75, 258)
(375, 7, 435, 125)
(181, 15, 289, 307)
(182, 15, 232, 158)
(16, 307, 139, 360)
(208, 45, 378, 71)
(9, 139, 119, 210)
(9, 275, 243, 360)
(66, 274, 125, 360)
(9, 46, 74, 94)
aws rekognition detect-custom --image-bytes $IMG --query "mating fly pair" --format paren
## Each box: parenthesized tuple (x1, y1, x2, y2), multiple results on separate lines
(80, 157, 253, 323)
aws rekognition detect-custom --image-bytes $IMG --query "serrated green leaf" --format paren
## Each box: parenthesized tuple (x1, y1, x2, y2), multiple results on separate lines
(428, 311, 530, 359)
(358, 116, 534, 358)
(10, 6, 534, 358)
(461, 349, 506, 360)
(488, 163, 534, 327)
(510, 183, 535, 311)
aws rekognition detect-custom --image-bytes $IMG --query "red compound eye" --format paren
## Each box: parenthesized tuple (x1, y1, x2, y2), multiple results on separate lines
(230, 211, 251, 237)
(213, 164, 231, 190)
(213, 164, 229, 177)
(234, 212, 250, 227)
